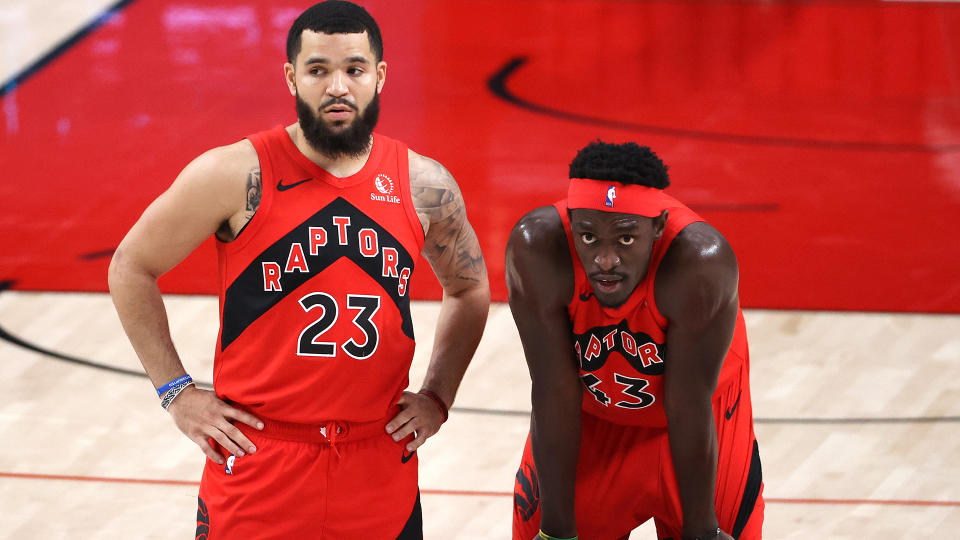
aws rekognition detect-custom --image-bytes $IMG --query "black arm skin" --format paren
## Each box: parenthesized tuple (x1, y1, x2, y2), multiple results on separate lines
(505, 206, 581, 538)
(655, 222, 741, 538)
(508, 208, 739, 538)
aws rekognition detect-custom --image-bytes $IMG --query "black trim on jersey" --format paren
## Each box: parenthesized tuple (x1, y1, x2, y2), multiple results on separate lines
(220, 197, 416, 350)
(513, 462, 540, 522)
(572, 320, 667, 375)
(231, 211, 255, 241)
(731, 440, 763, 538)
(195, 496, 210, 540)
(395, 492, 423, 540)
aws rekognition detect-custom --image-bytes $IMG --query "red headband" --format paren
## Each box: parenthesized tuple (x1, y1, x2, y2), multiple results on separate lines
(567, 178, 671, 217)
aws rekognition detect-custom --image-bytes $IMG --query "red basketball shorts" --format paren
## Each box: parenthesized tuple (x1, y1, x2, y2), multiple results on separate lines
(513, 365, 764, 539)
(196, 412, 421, 539)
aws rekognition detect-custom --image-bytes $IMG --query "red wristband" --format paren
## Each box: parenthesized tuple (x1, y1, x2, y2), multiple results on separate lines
(418, 389, 449, 423)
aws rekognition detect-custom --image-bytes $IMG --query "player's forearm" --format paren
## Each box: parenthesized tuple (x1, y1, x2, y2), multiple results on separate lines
(108, 253, 187, 388)
(530, 380, 581, 537)
(419, 284, 489, 406)
(665, 396, 720, 537)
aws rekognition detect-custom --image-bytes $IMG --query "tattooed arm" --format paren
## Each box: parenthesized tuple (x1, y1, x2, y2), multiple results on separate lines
(218, 164, 262, 241)
(385, 150, 491, 451)
(109, 140, 265, 464)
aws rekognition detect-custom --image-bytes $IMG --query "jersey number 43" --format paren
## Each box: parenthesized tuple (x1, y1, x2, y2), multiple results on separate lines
(581, 373, 656, 409)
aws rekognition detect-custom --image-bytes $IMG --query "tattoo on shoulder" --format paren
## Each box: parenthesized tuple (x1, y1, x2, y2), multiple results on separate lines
(219, 166, 261, 241)
(244, 166, 261, 218)
(410, 154, 487, 290)
(217, 162, 261, 243)
(410, 155, 459, 225)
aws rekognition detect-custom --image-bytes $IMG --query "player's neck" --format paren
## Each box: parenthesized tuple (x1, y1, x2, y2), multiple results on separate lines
(288, 124, 373, 178)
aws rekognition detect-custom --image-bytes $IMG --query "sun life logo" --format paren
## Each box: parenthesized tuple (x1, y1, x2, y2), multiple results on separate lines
(375, 174, 394, 195)
(605, 186, 617, 207)
(371, 173, 401, 204)
(371, 173, 400, 204)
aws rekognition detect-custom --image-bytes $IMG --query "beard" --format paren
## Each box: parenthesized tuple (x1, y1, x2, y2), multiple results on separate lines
(296, 92, 380, 159)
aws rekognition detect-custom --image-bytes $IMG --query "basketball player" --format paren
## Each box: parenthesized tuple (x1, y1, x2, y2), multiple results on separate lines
(508, 142, 763, 540)
(108, 2, 490, 538)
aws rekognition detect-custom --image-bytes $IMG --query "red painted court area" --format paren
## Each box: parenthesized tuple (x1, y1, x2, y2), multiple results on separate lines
(1, 0, 959, 312)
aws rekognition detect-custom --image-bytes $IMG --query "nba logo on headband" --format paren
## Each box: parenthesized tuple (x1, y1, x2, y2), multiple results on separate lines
(568, 178, 670, 217)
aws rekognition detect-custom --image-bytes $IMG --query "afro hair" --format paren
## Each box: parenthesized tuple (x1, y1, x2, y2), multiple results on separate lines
(568, 140, 670, 189)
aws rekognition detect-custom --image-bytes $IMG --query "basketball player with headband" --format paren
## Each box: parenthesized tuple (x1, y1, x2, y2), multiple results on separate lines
(507, 141, 764, 540)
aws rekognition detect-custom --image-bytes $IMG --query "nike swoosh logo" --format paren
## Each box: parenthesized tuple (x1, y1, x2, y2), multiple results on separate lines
(579, 291, 595, 301)
(724, 390, 742, 420)
(277, 177, 313, 191)
(401, 449, 416, 464)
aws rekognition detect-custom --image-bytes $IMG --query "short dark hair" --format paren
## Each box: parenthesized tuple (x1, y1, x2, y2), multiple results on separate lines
(569, 140, 670, 189)
(286, 1, 383, 63)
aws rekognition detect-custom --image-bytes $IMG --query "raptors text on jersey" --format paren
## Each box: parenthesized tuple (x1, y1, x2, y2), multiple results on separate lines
(556, 197, 749, 427)
(214, 126, 425, 424)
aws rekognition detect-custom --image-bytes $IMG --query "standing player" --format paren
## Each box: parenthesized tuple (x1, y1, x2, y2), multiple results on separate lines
(108, 2, 489, 538)
(508, 142, 763, 540)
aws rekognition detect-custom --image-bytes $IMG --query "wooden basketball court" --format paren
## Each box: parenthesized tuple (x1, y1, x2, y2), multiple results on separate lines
(1, 0, 958, 538)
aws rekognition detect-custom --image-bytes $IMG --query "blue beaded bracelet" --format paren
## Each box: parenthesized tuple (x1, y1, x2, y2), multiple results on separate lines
(156, 374, 193, 397)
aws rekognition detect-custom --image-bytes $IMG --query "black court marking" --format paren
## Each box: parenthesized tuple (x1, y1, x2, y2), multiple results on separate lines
(0, 319, 148, 379)
(0, 321, 213, 389)
(487, 57, 960, 154)
(1, 0, 140, 98)
(1, 317, 957, 424)
(0, 280, 211, 388)
(79, 249, 116, 261)
(0, 282, 956, 424)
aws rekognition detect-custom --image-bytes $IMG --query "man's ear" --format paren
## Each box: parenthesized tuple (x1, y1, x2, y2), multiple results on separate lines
(283, 62, 297, 96)
(653, 209, 668, 240)
(376, 60, 387, 94)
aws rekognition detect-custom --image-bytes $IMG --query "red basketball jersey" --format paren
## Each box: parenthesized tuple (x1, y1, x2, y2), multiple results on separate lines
(214, 126, 424, 424)
(556, 197, 749, 427)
